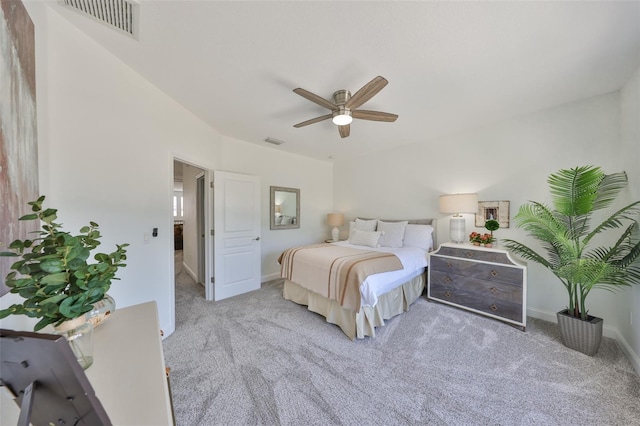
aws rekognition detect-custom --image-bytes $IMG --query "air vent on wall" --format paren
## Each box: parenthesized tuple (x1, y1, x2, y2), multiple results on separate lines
(59, 0, 139, 39)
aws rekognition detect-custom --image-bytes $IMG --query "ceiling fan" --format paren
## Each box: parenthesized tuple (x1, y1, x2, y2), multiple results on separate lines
(292, 76, 398, 138)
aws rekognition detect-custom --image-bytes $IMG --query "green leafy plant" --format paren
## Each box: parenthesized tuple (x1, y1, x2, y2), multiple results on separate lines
(485, 219, 500, 237)
(503, 166, 640, 320)
(0, 196, 129, 331)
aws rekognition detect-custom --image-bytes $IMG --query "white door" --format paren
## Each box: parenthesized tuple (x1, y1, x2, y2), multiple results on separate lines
(212, 171, 261, 301)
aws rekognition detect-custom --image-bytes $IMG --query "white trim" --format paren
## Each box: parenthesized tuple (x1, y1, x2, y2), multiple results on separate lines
(262, 272, 281, 283)
(182, 261, 198, 284)
(613, 329, 640, 377)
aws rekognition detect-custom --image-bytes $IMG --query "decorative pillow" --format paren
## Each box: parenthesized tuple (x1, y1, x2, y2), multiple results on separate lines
(281, 215, 293, 225)
(377, 220, 408, 248)
(275, 215, 283, 225)
(403, 224, 434, 251)
(349, 229, 382, 248)
(355, 218, 377, 231)
(349, 218, 378, 238)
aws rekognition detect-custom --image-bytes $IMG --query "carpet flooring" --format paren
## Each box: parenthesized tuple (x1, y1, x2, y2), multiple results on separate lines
(163, 251, 640, 425)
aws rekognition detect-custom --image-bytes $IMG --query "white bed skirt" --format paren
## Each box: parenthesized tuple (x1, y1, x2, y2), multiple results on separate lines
(283, 273, 426, 340)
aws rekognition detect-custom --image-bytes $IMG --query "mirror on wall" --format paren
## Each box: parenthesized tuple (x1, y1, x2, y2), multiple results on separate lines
(270, 186, 300, 230)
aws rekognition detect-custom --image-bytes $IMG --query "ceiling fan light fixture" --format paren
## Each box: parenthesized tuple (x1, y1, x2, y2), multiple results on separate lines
(293, 77, 396, 137)
(332, 107, 352, 126)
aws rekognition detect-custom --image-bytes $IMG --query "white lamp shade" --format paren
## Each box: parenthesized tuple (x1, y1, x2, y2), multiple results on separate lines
(440, 193, 477, 243)
(439, 193, 478, 214)
(275, 205, 281, 214)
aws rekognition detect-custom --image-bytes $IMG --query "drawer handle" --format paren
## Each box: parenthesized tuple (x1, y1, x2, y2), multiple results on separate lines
(444, 291, 451, 298)
(446, 262, 452, 268)
(490, 304, 498, 311)
(466, 252, 474, 258)
(490, 287, 497, 294)
(491, 270, 498, 277)
(444, 276, 452, 283)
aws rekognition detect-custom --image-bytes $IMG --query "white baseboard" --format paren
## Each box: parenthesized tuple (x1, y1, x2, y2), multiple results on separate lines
(526, 307, 557, 323)
(261, 272, 281, 283)
(613, 329, 640, 376)
(182, 262, 198, 284)
(527, 307, 640, 376)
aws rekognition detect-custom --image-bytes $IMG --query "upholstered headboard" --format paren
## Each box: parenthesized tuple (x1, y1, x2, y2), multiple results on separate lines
(355, 218, 437, 251)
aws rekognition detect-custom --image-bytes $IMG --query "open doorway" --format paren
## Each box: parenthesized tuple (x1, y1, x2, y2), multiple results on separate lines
(173, 159, 207, 298)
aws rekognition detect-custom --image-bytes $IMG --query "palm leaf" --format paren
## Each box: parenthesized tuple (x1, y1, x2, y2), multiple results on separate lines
(501, 239, 551, 268)
(548, 166, 602, 216)
(593, 171, 629, 211)
(584, 201, 640, 247)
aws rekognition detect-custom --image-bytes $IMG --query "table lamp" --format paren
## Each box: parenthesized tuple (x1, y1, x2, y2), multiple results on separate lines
(327, 213, 344, 242)
(439, 193, 478, 243)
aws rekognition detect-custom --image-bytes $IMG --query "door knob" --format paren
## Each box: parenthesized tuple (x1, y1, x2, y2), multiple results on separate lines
(254, 237, 261, 241)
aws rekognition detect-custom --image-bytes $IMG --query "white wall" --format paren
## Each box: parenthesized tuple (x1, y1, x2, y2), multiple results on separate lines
(218, 136, 333, 280)
(0, 4, 333, 337)
(618, 66, 640, 371)
(334, 91, 627, 333)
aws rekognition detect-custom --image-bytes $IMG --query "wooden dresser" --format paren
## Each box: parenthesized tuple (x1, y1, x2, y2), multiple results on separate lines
(428, 243, 527, 330)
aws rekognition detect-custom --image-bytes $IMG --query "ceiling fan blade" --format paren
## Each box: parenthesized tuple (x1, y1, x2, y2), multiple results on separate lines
(344, 76, 388, 110)
(293, 88, 336, 110)
(352, 110, 398, 122)
(338, 124, 350, 138)
(293, 114, 332, 128)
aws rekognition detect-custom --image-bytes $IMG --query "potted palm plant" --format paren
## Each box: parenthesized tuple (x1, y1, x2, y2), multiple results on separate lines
(503, 166, 640, 355)
(0, 196, 128, 368)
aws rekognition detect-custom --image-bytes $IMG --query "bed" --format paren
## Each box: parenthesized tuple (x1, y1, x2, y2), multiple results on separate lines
(279, 218, 436, 339)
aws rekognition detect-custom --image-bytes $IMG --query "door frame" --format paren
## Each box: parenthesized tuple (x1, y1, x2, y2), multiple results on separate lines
(196, 173, 206, 286)
(171, 158, 214, 300)
(203, 169, 214, 300)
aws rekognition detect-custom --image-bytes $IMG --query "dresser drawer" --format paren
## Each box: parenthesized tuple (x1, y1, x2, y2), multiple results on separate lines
(434, 246, 514, 265)
(430, 256, 523, 287)
(429, 269, 523, 304)
(429, 282, 523, 322)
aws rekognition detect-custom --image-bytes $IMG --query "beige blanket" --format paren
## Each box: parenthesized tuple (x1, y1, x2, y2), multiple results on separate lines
(278, 244, 403, 312)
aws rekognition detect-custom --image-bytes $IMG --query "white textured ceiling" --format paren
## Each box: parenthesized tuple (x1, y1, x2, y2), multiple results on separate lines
(51, 1, 639, 162)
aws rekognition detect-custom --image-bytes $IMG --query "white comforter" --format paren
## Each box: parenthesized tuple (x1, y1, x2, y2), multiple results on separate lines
(331, 241, 429, 307)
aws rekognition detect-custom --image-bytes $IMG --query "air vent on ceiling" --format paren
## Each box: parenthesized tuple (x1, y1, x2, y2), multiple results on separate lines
(59, 0, 139, 39)
(264, 137, 285, 146)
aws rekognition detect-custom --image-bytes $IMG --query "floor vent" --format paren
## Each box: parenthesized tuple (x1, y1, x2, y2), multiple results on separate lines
(59, 0, 138, 39)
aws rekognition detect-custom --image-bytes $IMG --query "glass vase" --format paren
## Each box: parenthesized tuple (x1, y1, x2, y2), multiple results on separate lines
(53, 316, 94, 370)
(86, 293, 116, 328)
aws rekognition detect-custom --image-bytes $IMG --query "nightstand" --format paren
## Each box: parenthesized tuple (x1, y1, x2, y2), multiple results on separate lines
(428, 243, 527, 330)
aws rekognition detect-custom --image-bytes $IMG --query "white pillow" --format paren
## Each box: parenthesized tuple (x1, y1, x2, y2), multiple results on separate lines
(355, 218, 377, 231)
(403, 224, 434, 251)
(349, 218, 378, 238)
(349, 229, 382, 248)
(377, 220, 408, 248)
